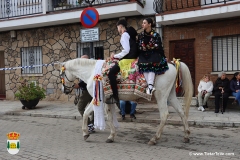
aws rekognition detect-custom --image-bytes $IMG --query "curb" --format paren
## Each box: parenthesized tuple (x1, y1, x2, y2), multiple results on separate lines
(117, 117, 240, 127)
(2, 111, 240, 127)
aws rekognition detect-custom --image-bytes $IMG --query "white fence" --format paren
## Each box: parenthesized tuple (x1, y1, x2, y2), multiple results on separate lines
(0, 0, 133, 19)
(0, 0, 43, 19)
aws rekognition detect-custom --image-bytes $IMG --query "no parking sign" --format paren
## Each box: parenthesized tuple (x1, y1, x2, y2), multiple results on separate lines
(80, 7, 99, 28)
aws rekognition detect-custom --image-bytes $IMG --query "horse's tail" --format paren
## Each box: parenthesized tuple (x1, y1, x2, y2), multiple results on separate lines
(180, 62, 193, 118)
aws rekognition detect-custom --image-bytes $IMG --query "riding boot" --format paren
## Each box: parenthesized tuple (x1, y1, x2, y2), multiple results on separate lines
(106, 64, 120, 104)
(105, 79, 119, 104)
(105, 94, 119, 104)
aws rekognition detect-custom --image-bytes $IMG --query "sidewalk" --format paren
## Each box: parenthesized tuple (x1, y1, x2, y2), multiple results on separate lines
(0, 100, 240, 127)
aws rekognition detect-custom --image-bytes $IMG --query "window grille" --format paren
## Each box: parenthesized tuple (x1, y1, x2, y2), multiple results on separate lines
(212, 35, 240, 72)
(21, 47, 42, 74)
(77, 41, 104, 60)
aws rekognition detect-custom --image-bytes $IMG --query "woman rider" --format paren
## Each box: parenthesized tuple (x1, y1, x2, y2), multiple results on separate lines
(137, 18, 169, 95)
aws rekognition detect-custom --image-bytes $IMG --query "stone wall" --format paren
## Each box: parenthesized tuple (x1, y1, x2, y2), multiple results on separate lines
(0, 16, 153, 101)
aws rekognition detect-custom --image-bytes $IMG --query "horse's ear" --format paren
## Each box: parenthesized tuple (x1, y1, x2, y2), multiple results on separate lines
(54, 63, 62, 70)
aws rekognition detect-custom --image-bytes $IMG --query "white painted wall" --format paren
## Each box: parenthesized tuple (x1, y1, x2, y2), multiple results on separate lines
(141, 0, 155, 15)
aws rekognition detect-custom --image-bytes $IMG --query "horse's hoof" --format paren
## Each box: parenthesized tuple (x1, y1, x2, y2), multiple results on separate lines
(148, 140, 156, 145)
(184, 138, 190, 143)
(106, 139, 114, 143)
(84, 135, 90, 141)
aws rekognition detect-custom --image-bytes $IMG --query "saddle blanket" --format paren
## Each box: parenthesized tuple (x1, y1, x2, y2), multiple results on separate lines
(102, 59, 152, 101)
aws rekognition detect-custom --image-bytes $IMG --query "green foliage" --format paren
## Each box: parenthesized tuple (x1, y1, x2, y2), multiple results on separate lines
(15, 81, 46, 101)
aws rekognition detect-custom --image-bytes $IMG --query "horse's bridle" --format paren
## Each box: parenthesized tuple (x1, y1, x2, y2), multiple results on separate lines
(60, 66, 74, 94)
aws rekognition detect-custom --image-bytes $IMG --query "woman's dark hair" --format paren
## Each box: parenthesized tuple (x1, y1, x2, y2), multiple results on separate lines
(231, 72, 240, 81)
(144, 18, 156, 28)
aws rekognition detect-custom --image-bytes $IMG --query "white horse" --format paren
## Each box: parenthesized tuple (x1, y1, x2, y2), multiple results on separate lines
(55, 58, 193, 145)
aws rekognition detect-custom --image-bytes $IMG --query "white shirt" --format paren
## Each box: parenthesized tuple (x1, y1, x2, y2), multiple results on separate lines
(198, 80, 213, 93)
(113, 32, 130, 59)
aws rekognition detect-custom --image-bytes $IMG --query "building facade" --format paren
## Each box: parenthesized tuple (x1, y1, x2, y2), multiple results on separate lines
(155, 0, 240, 94)
(0, 0, 156, 100)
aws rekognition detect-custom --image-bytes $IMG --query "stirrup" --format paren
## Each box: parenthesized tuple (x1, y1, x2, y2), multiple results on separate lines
(105, 95, 119, 104)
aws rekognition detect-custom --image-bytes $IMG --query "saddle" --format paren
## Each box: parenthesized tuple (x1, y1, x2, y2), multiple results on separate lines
(101, 59, 152, 101)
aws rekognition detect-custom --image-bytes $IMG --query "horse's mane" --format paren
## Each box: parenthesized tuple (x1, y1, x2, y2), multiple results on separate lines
(64, 58, 97, 69)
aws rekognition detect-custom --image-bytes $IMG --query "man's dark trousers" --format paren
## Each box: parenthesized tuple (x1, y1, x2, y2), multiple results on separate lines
(77, 90, 93, 125)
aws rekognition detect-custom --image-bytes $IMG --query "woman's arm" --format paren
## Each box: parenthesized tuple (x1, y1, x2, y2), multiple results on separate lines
(230, 80, 236, 92)
(197, 81, 202, 93)
(206, 81, 213, 93)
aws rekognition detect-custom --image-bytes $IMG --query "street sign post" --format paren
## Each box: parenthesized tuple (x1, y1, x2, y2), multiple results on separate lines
(80, 7, 99, 28)
(81, 27, 99, 42)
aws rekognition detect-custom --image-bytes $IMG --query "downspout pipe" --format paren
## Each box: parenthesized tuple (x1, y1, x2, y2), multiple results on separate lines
(155, 23, 163, 45)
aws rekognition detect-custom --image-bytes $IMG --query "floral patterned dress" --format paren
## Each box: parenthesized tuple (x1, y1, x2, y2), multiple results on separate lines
(137, 30, 169, 74)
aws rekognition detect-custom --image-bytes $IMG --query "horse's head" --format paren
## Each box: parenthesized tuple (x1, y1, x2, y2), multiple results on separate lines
(55, 62, 76, 94)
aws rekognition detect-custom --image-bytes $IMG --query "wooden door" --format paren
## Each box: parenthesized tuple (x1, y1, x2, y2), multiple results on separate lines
(170, 39, 195, 87)
(0, 51, 6, 99)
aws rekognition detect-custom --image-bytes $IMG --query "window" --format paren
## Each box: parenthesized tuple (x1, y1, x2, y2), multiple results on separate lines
(77, 41, 104, 59)
(21, 47, 42, 74)
(212, 35, 240, 72)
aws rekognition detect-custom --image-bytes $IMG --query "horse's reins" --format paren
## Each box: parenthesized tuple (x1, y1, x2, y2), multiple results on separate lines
(60, 66, 74, 93)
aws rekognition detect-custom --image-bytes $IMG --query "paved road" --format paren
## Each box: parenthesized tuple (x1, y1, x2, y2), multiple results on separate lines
(0, 115, 239, 160)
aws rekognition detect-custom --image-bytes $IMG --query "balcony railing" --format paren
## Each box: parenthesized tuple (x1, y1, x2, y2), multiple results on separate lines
(0, 0, 141, 20)
(153, 0, 237, 13)
(48, 0, 131, 12)
(0, 0, 43, 19)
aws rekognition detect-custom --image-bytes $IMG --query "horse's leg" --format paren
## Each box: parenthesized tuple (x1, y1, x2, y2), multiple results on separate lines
(105, 103, 116, 143)
(82, 103, 93, 141)
(148, 91, 169, 145)
(168, 87, 190, 143)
